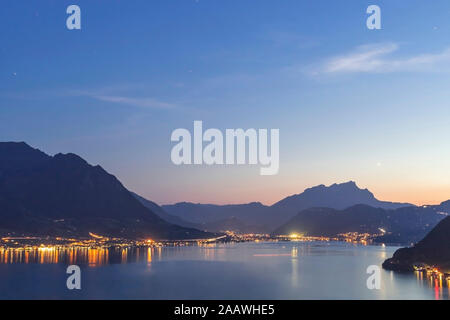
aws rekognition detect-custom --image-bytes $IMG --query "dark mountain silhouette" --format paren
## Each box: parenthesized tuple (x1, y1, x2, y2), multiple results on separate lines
(272, 204, 445, 244)
(162, 202, 268, 224)
(162, 202, 272, 232)
(383, 216, 450, 272)
(271, 181, 411, 220)
(438, 200, 450, 213)
(0, 142, 212, 240)
(132, 192, 203, 230)
(163, 182, 413, 233)
(134, 193, 261, 233)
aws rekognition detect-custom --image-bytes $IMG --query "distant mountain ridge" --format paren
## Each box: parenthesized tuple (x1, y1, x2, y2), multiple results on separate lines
(272, 181, 411, 211)
(0, 142, 212, 240)
(134, 194, 263, 233)
(163, 181, 415, 233)
(132, 192, 203, 230)
(162, 202, 269, 224)
(438, 200, 450, 213)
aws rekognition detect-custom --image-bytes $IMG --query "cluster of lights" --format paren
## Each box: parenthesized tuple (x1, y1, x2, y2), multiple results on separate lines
(223, 231, 271, 242)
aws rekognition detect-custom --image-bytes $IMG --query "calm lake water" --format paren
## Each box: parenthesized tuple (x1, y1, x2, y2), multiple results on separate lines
(0, 242, 448, 300)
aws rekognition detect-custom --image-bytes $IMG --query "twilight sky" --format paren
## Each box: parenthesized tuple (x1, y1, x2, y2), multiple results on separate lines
(1, 0, 450, 205)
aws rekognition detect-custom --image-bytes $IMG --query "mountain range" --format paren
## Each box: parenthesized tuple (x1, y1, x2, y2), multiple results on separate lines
(162, 181, 416, 233)
(0, 142, 212, 240)
(1, 141, 449, 245)
(132, 192, 202, 230)
(160, 182, 449, 244)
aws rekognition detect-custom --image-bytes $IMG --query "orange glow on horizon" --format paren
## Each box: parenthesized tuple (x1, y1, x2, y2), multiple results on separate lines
(155, 181, 450, 207)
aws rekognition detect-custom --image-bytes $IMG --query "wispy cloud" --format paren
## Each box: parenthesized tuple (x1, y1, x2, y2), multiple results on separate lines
(0, 84, 178, 110)
(316, 43, 450, 74)
(66, 85, 177, 109)
(92, 95, 175, 109)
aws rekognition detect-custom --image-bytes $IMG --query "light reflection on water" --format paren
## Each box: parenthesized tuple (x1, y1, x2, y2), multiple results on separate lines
(415, 270, 450, 300)
(0, 243, 224, 266)
(1, 247, 111, 266)
(0, 242, 448, 300)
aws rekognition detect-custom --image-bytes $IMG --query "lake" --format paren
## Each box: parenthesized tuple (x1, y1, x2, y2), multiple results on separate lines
(0, 242, 448, 300)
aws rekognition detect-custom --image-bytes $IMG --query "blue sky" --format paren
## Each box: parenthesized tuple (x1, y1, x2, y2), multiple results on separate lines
(1, 0, 450, 205)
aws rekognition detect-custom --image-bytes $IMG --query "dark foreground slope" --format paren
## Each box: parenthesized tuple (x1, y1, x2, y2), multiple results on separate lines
(383, 216, 450, 272)
(0, 142, 212, 240)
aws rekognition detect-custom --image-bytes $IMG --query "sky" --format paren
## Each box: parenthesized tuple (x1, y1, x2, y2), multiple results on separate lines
(1, 0, 450, 206)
